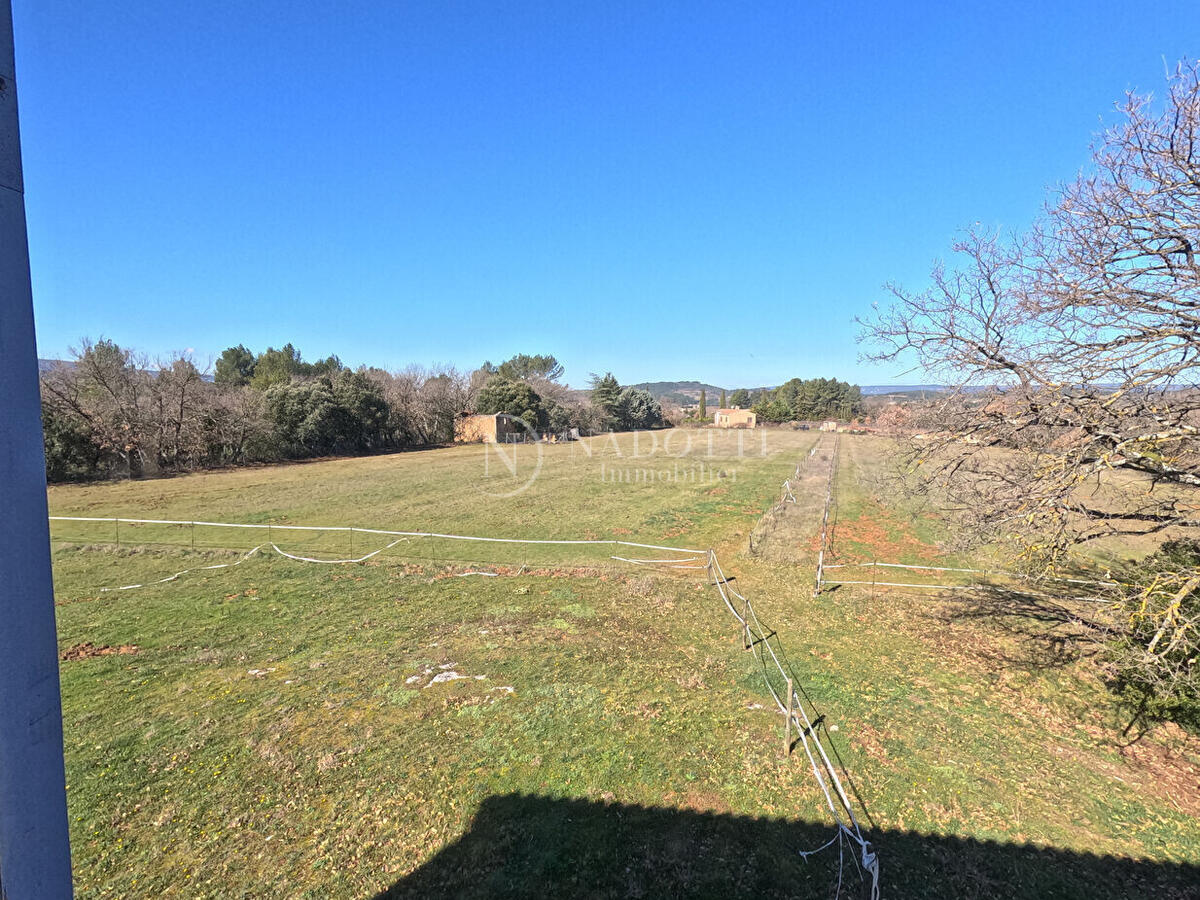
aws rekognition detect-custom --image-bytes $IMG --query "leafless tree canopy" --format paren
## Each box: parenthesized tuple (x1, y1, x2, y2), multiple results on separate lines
(864, 62, 1200, 555)
(861, 62, 1200, 719)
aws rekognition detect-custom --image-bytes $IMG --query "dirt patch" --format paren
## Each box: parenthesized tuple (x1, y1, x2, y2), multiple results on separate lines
(661, 789, 731, 815)
(827, 498, 939, 562)
(54, 595, 100, 607)
(899, 599, 1200, 820)
(1042, 733, 1200, 820)
(60, 642, 139, 661)
(427, 564, 607, 581)
(852, 722, 897, 769)
(1115, 730, 1200, 817)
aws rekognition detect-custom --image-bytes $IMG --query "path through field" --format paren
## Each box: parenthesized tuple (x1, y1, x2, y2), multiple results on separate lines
(748, 434, 836, 565)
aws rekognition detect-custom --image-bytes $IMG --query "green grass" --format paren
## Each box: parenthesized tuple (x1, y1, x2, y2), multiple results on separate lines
(48, 431, 1200, 898)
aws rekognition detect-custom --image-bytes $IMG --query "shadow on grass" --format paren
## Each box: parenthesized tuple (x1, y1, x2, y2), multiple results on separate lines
(937, 582, 1200, 739)
(936, 582, 1105, 673)
(371, 793, 1199, 900)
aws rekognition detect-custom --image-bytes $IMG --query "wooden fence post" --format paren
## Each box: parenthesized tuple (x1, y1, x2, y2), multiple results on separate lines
(783, 677, 794, 757)
(813, 547, 824, 597)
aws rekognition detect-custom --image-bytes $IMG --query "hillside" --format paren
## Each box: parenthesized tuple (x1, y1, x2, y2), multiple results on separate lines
(632, 381, 951, 405)
(628, 381, 729, 404)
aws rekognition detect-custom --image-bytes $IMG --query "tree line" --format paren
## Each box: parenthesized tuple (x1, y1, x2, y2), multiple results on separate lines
(40, 343, 662, 481)
(712, 379, 862, 422)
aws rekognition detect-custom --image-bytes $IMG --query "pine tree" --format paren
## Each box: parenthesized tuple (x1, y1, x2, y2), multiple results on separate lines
(589, 372, 622, 428)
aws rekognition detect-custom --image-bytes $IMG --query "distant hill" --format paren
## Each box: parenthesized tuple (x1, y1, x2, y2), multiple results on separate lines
(629, 381, 728, 404)
(860, 385, 947, 397)
(631, 381, 955, 405)
(38, 357, 215, 382)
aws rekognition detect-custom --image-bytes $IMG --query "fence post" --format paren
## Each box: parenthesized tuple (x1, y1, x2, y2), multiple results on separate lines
(191, 521, 195, 550)
(783, 677, 793, 757)
(871, 558, 877, 602)
(813, 547, 824, 598)
(115, 516, 120, 547)
(349, 526, 354, 558)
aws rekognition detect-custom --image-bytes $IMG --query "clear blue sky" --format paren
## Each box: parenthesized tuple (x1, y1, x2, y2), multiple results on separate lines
(14, 2, 1194, 388)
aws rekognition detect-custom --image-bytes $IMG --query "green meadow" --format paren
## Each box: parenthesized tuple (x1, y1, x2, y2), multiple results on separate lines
(47, 432, 1200, 898)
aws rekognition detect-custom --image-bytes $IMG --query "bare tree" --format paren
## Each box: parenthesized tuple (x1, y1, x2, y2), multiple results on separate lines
(365, 364, 472, 445)
(207, 382, 271, 464)
(148, 353, 209, 470)
(861, 62, 1200, 720)
(41, 338, 153, 477)
(418, 366, 471, 443)
(659, 398, 684, 426)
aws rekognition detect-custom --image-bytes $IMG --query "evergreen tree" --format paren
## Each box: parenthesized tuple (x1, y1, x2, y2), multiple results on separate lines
(698, 389, 707, 420)
(747, 377, 862, 423)
(476, 377, 545, 429)
(497, 353, 564, 382)
(215, 345, 256, 386)
(614, 388, 662, 430)
(589, 372, 622, 427)
(251, 344, 305, 389)
(719, 389, 727, 408)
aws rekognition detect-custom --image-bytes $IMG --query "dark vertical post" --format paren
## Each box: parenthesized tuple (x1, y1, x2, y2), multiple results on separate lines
(0, 0, 75, 893)
(783, 677, 793, 757)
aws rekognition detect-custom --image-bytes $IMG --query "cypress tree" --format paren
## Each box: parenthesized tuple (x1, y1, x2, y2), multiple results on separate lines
(698, 389, 707, 420)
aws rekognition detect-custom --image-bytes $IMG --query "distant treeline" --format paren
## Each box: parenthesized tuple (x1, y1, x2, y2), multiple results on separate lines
(731, 378, 862, 422)
(40, 341, 662, 482)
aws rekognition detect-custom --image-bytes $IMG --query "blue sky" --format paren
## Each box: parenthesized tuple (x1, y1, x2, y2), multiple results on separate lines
(14, 2, 1194, 388)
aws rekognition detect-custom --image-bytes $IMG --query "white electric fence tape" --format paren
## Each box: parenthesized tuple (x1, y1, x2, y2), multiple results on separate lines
(820, 563, 1119, 600)
(706, 549, 880, 898)
(813, 434, 840, 597)
(782, 479, 797, 504)
(50, 513, 880, 896)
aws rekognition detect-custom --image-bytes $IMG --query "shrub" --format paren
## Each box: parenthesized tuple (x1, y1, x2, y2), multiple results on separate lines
(1107, 540, 1200, 730)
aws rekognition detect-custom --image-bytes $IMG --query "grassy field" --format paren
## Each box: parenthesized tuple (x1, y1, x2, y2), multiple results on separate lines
(47, 431, 1200, 898)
